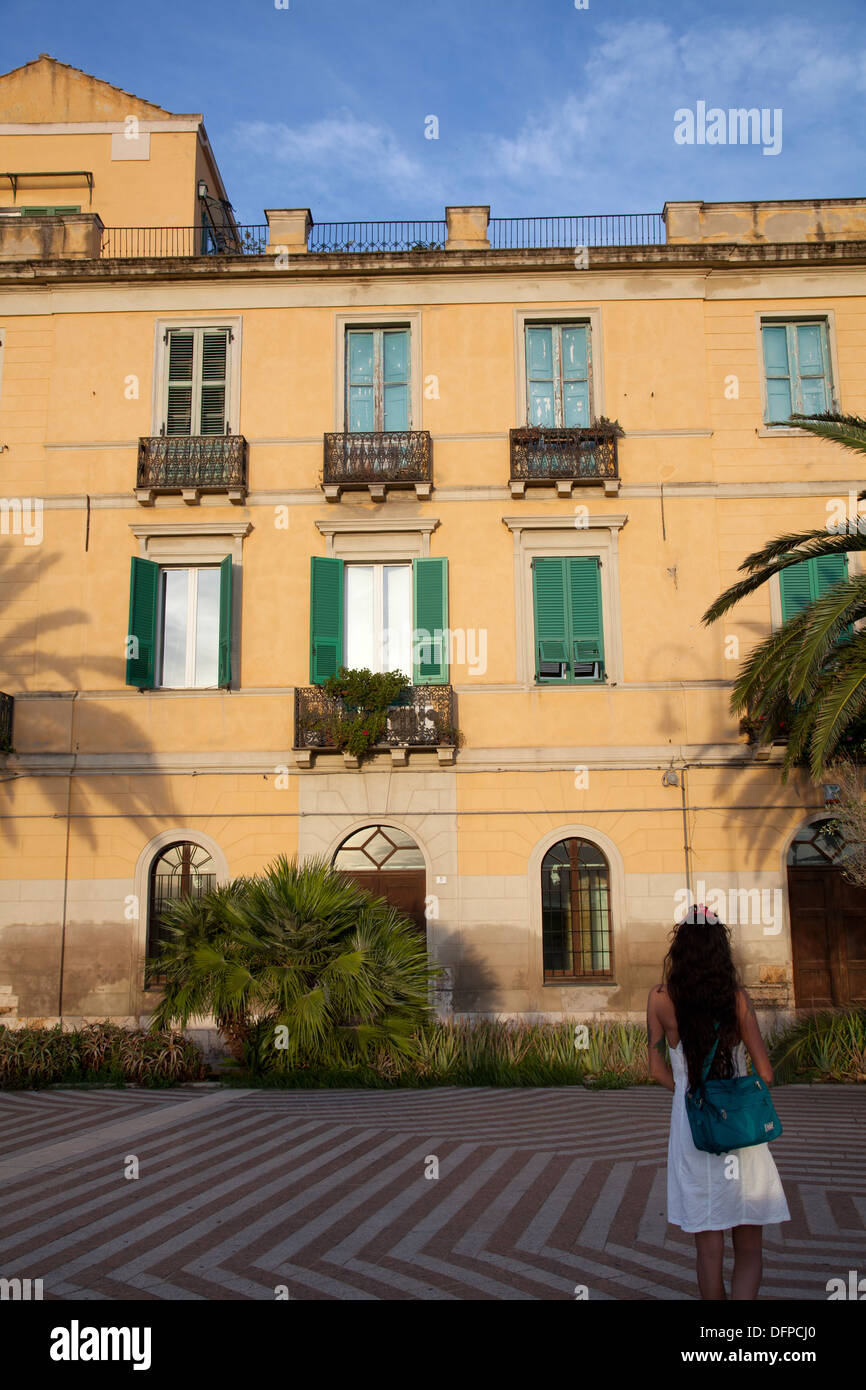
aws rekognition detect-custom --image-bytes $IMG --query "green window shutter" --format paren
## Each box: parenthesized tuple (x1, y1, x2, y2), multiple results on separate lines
(218, 555, 232, 687)
(126, 557, 159, 688)
(21, 205, 81, 215)
(567, 557, 604, 678)
(412, 556, 449, 684)
(310, 556, 344, 684)
(533, 557, 569, 679)
(165, 330, 194, 436)
(813, 553, 847, 594)
(199, 330, 229, 436)
(779, 560, 814, 621)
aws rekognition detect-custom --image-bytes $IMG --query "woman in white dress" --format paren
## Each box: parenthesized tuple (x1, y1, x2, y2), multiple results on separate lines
(647, 904, 790, 1299)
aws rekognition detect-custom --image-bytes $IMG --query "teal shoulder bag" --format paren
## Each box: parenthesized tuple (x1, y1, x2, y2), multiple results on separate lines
(685, 1023, 783, 1156)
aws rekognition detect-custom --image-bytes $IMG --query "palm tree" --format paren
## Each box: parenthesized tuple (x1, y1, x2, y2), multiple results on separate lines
(702, 412, 866, 779)
(147, 853, 440, 1071)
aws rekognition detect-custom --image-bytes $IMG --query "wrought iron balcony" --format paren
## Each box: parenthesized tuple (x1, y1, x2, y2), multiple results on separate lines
(322, 430, 432, 501)
(0, 692, 12, 753)
(136, 435, 248, 505)
(509, 424, 621, 497)
(294, 684, 455, 766)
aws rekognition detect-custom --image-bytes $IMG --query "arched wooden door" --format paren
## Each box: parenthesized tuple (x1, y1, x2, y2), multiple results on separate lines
(332, 825, 427, 943)
(787, 819, 866, 1007)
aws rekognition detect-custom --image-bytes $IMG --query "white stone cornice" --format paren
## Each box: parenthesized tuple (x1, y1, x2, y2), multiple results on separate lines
(315, 517, 440, 535)
(129, 521, 252, 539)
(502, 513, 628, 532)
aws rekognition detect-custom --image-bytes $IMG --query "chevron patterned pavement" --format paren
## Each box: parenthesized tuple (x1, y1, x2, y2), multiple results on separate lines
(0, 1085, 863, 1300)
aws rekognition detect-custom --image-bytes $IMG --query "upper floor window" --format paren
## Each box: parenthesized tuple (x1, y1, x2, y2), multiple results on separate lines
(779, 553, 848, 623)
(525, 323, 592, 427)
(532, 555, 605, 683)
(163, 326, 232, 436)
(20, 205, 81, 215)
(126, 555, 232, 689)
(761, 319, 834, 424)
(310, 554, 448, 685)
(346, 327, 410, 431)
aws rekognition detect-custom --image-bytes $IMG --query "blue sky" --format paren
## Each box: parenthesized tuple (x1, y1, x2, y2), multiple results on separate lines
(2, 0, 865, 226)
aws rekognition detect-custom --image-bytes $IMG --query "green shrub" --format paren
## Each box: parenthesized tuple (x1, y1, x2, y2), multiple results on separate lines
(0, 1021, 206, 1089)
(768, 1007, 866, 1083)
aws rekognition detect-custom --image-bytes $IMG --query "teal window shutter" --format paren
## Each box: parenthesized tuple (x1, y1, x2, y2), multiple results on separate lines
(310, 555, 344, 683)
(218, 555, 232, 687)
(567, 557, 604, 679)
(763, 320, 832, 423)
(762, 325, 792, 423)
(126, 557, 159, 688)
(526, 326, 555, 426)
(412, 557, 448, 684)
(347, 330, 375, 432)
(561, 326, 590, 427)
(383, 329, 409, 430)
(532, 557, 569, 679)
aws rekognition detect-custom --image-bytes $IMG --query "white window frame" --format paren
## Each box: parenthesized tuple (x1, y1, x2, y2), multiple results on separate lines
(129, 520, 251, 693)
(156, 563, 221, 690)
(514, 308, 605, 427)
(344, 559, 413, 675)
(755, 311, 839, 436)
(333, 311, 421, 432)
(152, 316, 242, 436)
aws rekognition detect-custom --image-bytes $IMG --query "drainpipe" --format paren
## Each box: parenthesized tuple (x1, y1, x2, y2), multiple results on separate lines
(681, 763, 692, 899)
(58, 691, 79, 1021)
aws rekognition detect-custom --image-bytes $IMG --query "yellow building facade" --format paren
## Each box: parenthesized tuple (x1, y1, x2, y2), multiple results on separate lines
(1, 57, 865, 1039)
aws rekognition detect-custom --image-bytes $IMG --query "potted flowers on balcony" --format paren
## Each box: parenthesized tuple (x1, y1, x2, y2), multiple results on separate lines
(302, 667, 411, 765)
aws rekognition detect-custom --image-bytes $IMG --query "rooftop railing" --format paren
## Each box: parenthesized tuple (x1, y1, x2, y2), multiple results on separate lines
(98, 214, 664, 258)
(487, 213, 665, 248)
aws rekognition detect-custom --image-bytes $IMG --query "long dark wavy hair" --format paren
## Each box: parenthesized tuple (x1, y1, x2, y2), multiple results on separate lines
(662, 907, 742, 1091)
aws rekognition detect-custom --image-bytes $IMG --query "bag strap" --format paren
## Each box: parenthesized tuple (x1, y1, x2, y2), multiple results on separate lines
(699, 1021, 721, 1087)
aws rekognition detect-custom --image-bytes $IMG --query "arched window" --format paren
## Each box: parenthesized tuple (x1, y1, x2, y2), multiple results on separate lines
(541, 838, 612, 980)
(787, 817, 857, 867)
(147, 841, 215, 967)
(332, 824, 425, 871)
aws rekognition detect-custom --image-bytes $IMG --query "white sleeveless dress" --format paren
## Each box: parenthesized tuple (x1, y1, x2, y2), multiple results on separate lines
(667, 1039, 791, 1233)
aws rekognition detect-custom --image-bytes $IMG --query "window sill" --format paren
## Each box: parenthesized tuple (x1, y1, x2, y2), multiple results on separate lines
(756, 426, 814, 438)
(543, 978, 616, 987)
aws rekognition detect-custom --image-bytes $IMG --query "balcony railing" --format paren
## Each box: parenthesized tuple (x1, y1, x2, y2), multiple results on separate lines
(136, 435, 248, 503)
(0, 692, 12, 752)
(322, 430, 432, 499)
(295, 684, 454, 758)
(510, 425, 620, 493)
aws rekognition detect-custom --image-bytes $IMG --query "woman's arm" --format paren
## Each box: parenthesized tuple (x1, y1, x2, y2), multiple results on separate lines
(737, 987, 774, 1084)
(646, 985, 675, 1092)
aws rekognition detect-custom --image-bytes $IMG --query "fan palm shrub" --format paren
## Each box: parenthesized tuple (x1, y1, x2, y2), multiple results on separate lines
(147, 853, 439, 1071)
(702, 412, 866, 778)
